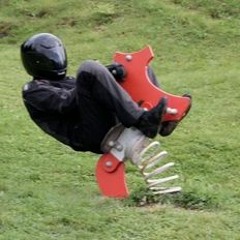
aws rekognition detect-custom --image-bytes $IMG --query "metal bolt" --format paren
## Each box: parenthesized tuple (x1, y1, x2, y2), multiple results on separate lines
(126, 54, 132, 61)
(108, 141, 115, 147)
(115, 144, 123, 151)
(105, 161, 112, 167)
(166, 107, 178, 115)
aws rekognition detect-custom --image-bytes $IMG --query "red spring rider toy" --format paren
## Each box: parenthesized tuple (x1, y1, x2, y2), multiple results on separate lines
(95, 46, 192, 198)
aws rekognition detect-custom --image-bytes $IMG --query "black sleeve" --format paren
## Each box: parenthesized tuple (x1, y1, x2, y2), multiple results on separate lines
(22, 80, 76, 114)
(147, 67, 160, 87)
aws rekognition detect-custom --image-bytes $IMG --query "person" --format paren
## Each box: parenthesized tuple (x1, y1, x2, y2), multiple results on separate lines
(21, 33, 176, 154)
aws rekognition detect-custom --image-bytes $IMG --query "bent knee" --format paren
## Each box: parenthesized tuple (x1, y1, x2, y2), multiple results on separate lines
(77, 60, 107, 78)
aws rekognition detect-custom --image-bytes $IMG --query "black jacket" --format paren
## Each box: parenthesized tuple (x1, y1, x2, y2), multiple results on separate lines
(22, 77, 81, 149)
(22, 66, 159, 153)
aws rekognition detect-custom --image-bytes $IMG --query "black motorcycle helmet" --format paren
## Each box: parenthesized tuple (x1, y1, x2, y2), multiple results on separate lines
(21, 33, 67, 80)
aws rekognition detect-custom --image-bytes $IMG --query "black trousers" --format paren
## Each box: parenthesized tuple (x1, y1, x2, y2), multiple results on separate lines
(71, 60, 145, 153)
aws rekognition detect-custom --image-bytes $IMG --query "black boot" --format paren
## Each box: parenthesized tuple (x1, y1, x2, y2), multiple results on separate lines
(159, 121, 178, 136)
(159, 93, 192, 137)
(135, 97, 167, 138)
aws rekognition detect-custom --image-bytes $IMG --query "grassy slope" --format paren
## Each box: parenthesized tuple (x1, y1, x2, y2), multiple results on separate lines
(0, 0, 239, 239)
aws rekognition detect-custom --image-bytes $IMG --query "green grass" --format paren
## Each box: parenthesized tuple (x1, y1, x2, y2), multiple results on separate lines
(0, 0, 240, 239)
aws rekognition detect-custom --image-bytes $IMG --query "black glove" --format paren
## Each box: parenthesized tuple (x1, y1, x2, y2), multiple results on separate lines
(106, 63, 126, 82)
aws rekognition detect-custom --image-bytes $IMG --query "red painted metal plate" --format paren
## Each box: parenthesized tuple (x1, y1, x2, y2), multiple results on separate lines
(114, 45, 191, 122)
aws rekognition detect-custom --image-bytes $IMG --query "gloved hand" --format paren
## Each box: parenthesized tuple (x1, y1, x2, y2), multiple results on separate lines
(106, 63, 126, 82)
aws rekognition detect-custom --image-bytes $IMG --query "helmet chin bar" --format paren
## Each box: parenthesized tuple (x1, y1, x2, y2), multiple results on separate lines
(95, 46, 191, 198)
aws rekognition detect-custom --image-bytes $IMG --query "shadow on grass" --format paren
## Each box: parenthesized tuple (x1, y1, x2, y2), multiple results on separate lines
(124, 187, 219, 211)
